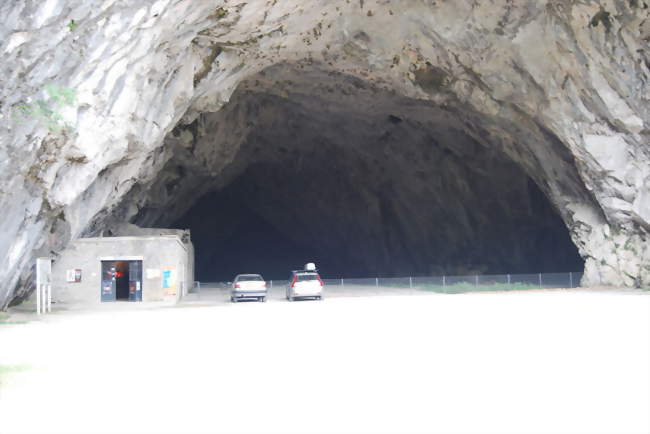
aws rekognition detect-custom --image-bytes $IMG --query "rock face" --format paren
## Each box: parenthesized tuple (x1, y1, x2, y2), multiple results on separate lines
(1, 1, 649, 306)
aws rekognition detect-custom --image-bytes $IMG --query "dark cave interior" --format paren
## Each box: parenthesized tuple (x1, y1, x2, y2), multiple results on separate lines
(131, 66, 585, 282)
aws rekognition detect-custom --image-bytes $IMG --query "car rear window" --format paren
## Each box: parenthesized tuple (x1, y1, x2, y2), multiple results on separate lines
(297, 273, 319, 281)
(238, 275, 263, 281)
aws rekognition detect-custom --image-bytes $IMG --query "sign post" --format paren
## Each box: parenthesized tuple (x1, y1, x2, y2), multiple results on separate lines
(36, 257, 52, 315)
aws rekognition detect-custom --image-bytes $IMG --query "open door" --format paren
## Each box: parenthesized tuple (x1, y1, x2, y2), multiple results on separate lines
(101, 261, 117, 302)
(129, 261, 143, 301)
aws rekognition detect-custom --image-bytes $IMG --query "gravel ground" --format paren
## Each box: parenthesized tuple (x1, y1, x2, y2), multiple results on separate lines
(1, 289, 648, 434)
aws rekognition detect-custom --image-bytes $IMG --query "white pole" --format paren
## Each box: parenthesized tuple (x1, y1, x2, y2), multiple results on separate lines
(36, 283, 41, 315)
(375, 277, 379, 288)
(409, 277, 413, 289)
(41, 284, 45, 314)
(47, 284, 51, 313)
(507, 274, 511, 285)
(443, 276, 446, 287)
(475, 275, 478, 287)
(569, 272, 573, 288)
(539, 273, 542, 288)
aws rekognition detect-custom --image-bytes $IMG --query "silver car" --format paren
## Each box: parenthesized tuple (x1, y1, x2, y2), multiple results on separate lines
(231, 274, 267, 302)
(286, 270, 324, 301)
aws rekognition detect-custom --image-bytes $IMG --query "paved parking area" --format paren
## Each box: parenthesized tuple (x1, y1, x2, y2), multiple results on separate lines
(182, 283, 433, 305)
(1, 290, 648, 434)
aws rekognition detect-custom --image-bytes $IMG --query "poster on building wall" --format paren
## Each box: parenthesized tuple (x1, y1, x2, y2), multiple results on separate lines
(66, 269, 82, 282)
(162, 267, 177, 299)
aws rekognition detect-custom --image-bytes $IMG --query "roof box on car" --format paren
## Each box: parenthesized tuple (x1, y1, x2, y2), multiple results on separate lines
(304, 262, 316, 271)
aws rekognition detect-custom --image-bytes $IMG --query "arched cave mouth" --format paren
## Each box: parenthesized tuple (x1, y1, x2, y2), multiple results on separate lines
(129, 65, 584, 281)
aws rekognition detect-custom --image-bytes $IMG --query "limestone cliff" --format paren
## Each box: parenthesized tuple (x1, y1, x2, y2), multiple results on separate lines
(1, 0, 649, 307)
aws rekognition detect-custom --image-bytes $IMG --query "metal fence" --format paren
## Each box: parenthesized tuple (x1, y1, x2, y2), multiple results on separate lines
(192, 271, 583, 294)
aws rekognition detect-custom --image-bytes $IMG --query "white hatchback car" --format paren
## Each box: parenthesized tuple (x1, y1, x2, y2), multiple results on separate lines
(231, 274, 267, 302)
(286, 270, 324, 301)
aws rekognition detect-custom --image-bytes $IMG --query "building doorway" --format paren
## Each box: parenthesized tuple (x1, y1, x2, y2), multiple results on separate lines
(101, 260, 143, 302)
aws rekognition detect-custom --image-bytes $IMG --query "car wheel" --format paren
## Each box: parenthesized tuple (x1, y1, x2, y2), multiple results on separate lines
(260, 297, 266, 302)
(231, 296, 237, 303)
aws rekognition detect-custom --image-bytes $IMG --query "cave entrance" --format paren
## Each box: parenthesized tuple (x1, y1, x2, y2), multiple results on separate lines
(131, 66, 584, 282)
(171, 155, 583, 282)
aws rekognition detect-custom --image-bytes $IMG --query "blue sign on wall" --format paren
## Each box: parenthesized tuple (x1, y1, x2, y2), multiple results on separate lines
(162, 270, 172, 289)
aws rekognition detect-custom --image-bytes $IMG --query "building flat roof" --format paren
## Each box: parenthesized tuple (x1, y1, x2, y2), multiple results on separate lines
(75, 235, 183, 242)
(74, 235, 188, 252)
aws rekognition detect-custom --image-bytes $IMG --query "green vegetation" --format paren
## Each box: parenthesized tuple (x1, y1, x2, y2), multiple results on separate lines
(67, 19, 78, 32)
(420, 282, 541, 294)
(0, 364, 31, 375)
(0, 364, 31, 388)
(13, 85, 77, 132)
(0, 312, 27, 325)
(210, 7, 228, 20)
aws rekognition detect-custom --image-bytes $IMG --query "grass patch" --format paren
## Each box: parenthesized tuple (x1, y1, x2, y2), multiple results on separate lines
(0, 312, 29, 325)
(0, 364, 32, 388)
(0, 364, 31, 375)
(420, 282, 541, 294)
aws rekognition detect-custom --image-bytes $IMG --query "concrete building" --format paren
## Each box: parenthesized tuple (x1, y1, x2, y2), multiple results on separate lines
(52, 228, 194, 306)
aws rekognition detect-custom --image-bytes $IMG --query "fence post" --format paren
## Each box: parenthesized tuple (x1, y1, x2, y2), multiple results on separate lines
(507, 274, 511, 285)
(569, 272, 573, 288)
(409, 276, 413, 289)
(443, 276, 446, 287)
(47, 284, 51, 313)
(539, 273, 542, 288)
(375, 277, 379, 288)
(270, 280, 273, 289)
(475, 275, 478, 287)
